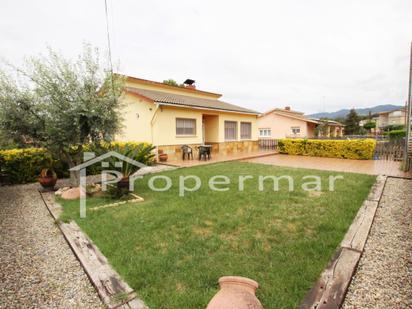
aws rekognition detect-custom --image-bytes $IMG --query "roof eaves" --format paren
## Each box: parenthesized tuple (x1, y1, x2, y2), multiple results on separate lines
(270, 111, 319, 124)
(156, 101, 260, 115)
(124, 88, 155, 102)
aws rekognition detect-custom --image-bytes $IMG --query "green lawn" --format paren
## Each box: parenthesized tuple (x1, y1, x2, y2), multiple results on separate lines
(60, 162, 375, 309)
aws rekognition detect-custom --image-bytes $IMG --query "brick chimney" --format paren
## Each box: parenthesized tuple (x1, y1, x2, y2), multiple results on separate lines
(285, 106, 291, 111)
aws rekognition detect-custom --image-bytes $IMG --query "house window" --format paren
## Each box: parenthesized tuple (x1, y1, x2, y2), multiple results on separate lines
(240, 122, 252, 139)
(291, 126, 301, 134)
(259, 128, 271, 137)
(176, 118, 196, 136)
(224, 121, 237, 141)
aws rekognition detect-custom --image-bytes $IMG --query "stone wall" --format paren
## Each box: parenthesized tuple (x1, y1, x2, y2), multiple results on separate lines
(157, 141, 259, 161)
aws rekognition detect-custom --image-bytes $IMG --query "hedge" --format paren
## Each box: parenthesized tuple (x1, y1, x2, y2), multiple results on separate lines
(0, 142, 154, 184)
(388, 130, 406, 140)
(278, 139, 376, 160)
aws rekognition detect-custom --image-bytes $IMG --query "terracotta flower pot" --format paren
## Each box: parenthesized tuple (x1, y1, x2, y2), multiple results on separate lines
(117, 176, 130, 189)
(158, 153, 168, 162)
(38, 168, 57, 190)
(206, 276, 263, 309)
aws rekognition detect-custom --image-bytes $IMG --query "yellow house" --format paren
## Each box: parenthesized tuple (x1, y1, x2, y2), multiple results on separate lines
(116, 75, 260, 160)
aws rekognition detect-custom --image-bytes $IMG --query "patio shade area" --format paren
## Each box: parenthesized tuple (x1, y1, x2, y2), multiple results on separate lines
(163, 149, 278, 167)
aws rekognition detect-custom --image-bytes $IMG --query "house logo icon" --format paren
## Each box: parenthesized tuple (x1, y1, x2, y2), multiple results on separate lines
(69, 151, 148, 218)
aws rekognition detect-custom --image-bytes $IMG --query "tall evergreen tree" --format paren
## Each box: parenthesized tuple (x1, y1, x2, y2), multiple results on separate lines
(344, 108, 361, 135)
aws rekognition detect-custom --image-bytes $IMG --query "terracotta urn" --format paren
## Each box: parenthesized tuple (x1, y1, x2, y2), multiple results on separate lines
(117, 176, 130, 189)
(158, 150, 168, 162)
(206, 276, 263, 309)
(38, 168, 57, 190)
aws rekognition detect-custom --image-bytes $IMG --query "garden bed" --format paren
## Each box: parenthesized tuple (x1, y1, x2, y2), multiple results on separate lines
(59, 162, 375, 308)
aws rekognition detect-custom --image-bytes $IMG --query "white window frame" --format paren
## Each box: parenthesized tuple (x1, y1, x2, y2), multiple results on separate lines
(259, 128, 272, 137)
(176, 118, 196, 136)
(291, 126, 301, 135)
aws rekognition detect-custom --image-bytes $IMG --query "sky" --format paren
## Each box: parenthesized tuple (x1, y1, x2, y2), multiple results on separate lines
(1, 0, 411, 114)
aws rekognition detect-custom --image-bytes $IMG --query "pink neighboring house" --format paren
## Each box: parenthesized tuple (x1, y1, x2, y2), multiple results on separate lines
(257, 107, 319, 139)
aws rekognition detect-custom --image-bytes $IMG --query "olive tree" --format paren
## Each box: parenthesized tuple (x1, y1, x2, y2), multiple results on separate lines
(0, 46, 124, 185)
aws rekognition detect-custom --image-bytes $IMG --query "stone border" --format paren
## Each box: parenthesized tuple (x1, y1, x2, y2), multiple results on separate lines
(89, 193, 144, 211)
(300, 175, 387, 309)
(40, 192, 147, 309)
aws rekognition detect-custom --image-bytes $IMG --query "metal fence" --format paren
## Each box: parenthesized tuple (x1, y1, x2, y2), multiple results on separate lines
(373, 139, 405, 161)
(258, 139, 279, 150)
(309, 135, 389, 141)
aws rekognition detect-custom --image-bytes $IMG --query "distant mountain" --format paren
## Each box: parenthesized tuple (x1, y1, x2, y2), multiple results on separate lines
(307, 104, 404, 120)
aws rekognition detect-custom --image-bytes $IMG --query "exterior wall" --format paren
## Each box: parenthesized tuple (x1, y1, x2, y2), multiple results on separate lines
(307, 123, 316, 138)
(116, 93, 259, 160)
(217, 112, 258, 142)
(257, 113, 313, 138)
(151, 106, 258, 146)
(377, 110, 406, 128)
(152, 106, 203, 146)
(214, 141, 259, 156)
(116, 93, 155, 142)
(203, 115, 219, 143)
(158, 140, 259, 161)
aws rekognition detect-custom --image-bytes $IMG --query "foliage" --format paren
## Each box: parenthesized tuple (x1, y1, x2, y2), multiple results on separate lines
(0, 142, 155, 184)
(278, 138, 376, 159)
(344, 108, 361, 135)
(0, 129, 24, 149)
(383, 124, 404, 131)
(102, 142, 156, 198)
(60, 162, 375, 309)
(388, 129, 406, 140)
(363, 121, 376, 130)
(0, 148, 67, 184)
(163, 79, 184, 87)
(0, 45, 124, 185)
(103, 142, 156, 175)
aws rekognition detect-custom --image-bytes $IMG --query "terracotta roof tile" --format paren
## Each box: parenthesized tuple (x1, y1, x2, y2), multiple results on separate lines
(125, 87, 259, 115)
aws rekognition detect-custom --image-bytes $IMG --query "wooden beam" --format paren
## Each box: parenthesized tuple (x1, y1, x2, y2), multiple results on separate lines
(300, 175, 387, 309)
(40, 192, 147, 309)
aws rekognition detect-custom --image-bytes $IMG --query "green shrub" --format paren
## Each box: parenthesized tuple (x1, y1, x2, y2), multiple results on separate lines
(384, 124, 404, 131)
(0, 148, 66, 184)
(0, 142, 155, 184)
(388, 130, 406, 140)
(278, 138, 376, 160)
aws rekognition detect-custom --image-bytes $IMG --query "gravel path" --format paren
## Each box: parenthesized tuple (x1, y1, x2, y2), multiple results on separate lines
(343, 177, 412, 308)
(0, 183, 102, 308)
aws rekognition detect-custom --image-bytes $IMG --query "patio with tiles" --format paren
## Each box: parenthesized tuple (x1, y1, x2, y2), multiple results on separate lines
(244, 154, 412, 177)
(161, 149, 278, 167)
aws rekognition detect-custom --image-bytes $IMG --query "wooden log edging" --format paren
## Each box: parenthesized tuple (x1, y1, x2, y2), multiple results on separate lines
(300, 175, 387, 309)
(40, 192, 148, 309)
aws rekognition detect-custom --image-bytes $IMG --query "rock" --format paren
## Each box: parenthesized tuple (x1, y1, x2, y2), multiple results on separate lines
(54, 187, 71, 196)
(61, 187, 81, 200)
